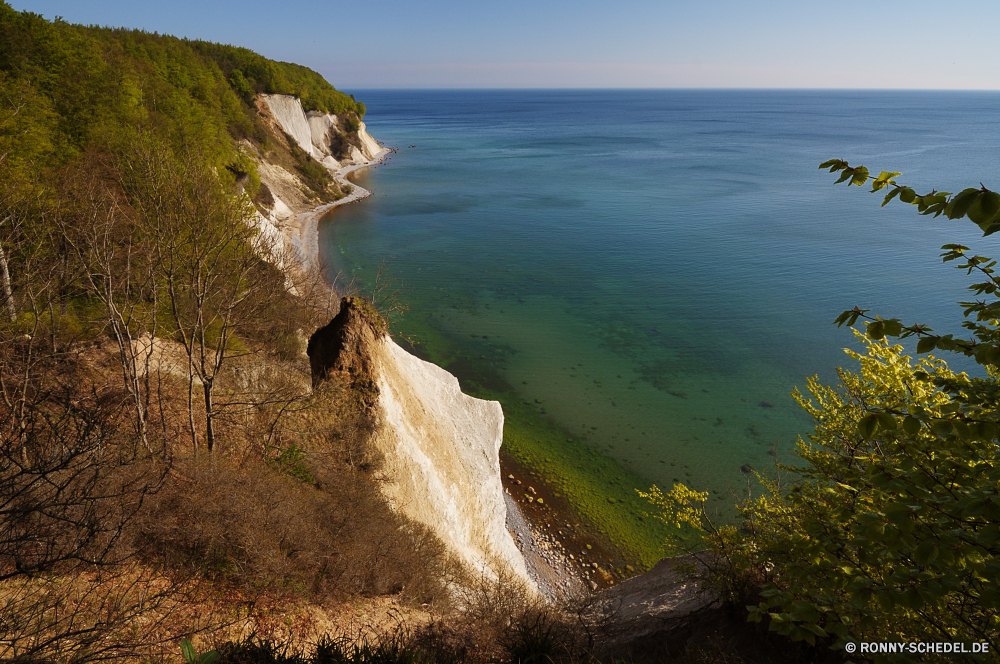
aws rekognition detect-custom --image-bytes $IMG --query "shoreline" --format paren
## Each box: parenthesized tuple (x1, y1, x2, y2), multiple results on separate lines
(286, 146, 394, 275)
(395, 328, 677, 570)
(395, 330, 667, 584)
(501, 452, 633, 598)
(297, 147, 658, 591)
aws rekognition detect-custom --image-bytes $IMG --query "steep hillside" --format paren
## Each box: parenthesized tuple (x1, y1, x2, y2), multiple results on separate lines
(0, 6, 549, 660)
(0, 5, 439, 659)
(249, 93, 389, 277)
(308, 297, 533, 588)
(0, 0, 365, 209)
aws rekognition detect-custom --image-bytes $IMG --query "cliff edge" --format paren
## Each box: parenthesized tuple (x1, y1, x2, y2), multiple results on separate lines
(308, 298, 533, 588)
(248, 94, 390, 276)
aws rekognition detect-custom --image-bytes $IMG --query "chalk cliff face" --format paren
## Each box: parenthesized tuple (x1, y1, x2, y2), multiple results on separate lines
(308, 298, 533, 588)
(256, 100, 532, 590)
(260, 94, 383, 169)
(248, 94, 388, 277)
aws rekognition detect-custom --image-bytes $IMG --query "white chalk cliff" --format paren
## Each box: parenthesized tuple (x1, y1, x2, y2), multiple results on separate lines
(259, 93, 383, 170)
(249, 94, 389, 276)
(257, 97, 532, 590)
(308, 298, 533, 589)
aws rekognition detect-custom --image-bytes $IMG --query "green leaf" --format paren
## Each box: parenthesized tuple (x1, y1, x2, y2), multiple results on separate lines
(899, 187, 916, 203)
(916, 336, 937, 354)
(804, 623, 829, 638)
(882, 318, 903, 337)
(866, 320, 885, 340)
(182, 640, 197, 664)
(201, 652, 220, 664)
(945, 188, 980, 219)
(789, 599, 820, 623)
(967, 191, 1000, 224)
(902, 416, 922, 435)
(877, 412, 898, 431)
(931, 420, 954, 437)
(833, 311, 852, 327)
(882, 187, 903, 207)
(834, 308, 868, 327)
(850, 166, 870, 186)
(858, 414, 878, 438)
(982, 222, 1000, 237)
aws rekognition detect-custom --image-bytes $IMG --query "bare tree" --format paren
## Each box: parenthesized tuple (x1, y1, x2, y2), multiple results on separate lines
(0, 262, 175, 660)
(0, 87, 27, 323)
(53, 154, 164, 456)
(115, 135, 288, 454)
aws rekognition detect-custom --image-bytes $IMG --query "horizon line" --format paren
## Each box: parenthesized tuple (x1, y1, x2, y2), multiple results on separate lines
(339, 86, 1000, 93)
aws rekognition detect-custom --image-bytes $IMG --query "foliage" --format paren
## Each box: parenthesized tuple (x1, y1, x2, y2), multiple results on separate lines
(271, 443, 314, 483)
(0, 0, 362, 196)
(189, 41, 364, 117)
(0, 4, 383, 656)
(183, 638, 221, 664)
(644, 160, 1000, 654)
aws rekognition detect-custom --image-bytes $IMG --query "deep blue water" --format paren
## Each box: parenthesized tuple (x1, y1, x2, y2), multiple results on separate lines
(320, 89, 1000, 495)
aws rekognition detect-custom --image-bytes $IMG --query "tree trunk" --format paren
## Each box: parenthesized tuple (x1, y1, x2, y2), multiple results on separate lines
(203, 380, 215, 454)
(0, 239, 15, 322)
(187, 363, 198, 455)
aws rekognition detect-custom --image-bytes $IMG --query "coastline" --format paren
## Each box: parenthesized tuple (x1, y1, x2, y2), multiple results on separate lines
(299, 141, 666, 588)
(298, 150, 648, 589)
(287, 146, 394, 275)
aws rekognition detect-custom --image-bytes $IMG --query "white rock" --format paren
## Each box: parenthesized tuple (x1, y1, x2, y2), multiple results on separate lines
(261, 94, 316, 160)
(358, 121, 382, 160)
(262, 94, 381, 167)
(371, 335, 533, 587)
(307, 111, 340, 163)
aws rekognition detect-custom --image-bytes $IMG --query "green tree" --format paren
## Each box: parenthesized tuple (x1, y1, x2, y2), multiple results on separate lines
(644, 161, 1000, 653)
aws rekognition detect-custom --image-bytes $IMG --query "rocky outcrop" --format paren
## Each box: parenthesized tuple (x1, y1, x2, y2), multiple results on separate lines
(591, 554, 717, 653)
(307, 296, 385, 396)
(308, 297, 533, 588)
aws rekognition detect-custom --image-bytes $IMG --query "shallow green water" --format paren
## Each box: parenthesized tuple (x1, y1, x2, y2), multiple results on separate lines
(319, 90, 1000, 559)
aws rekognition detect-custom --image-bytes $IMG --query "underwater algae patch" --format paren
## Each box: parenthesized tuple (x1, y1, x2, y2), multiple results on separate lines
(394, 318, 697, 569)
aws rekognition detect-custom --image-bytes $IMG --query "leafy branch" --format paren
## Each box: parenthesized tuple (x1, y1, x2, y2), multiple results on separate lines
(822, 160, 1000, 410)
(818, 159, 1000, 444)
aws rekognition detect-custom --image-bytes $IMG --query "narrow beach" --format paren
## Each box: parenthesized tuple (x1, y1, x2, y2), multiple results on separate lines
(287, 147, 393, 274)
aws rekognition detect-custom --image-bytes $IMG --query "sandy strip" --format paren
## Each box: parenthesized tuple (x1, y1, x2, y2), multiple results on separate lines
(287, 147, 393, 274)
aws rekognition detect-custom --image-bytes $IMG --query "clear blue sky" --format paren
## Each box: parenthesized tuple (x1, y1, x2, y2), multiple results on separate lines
(9, 0, 1000, 89)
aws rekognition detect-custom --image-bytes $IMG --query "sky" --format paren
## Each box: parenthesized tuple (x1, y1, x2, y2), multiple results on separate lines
(8, 0, 1000, 89)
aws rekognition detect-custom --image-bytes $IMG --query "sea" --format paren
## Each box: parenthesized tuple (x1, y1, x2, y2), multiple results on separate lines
(319, 89, 1000, 540)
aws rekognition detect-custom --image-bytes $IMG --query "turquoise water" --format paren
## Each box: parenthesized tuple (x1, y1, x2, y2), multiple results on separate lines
(320, 90, 1000, 499)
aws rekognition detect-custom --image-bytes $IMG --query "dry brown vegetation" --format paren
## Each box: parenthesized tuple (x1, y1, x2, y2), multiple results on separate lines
(0, 119, 474, 660)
